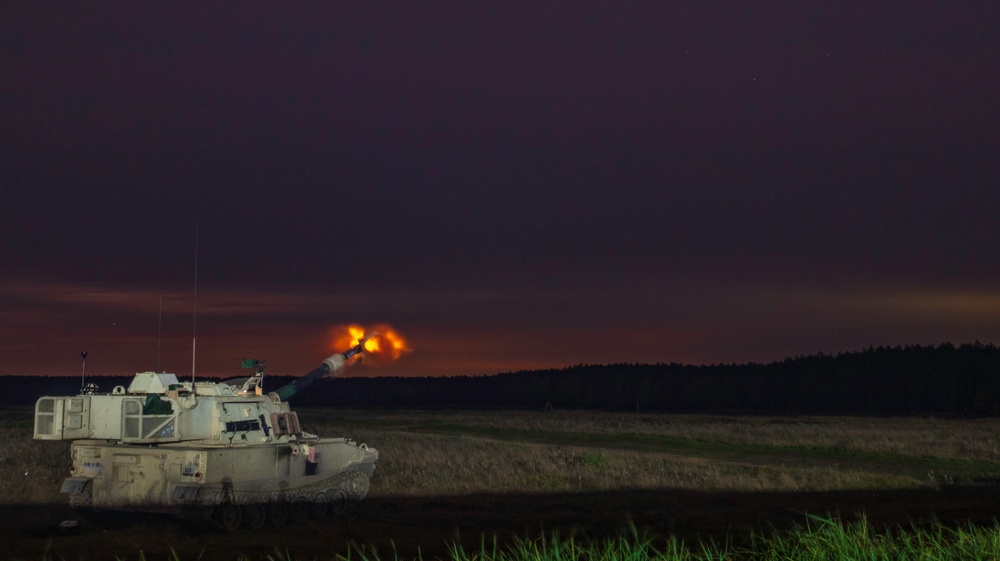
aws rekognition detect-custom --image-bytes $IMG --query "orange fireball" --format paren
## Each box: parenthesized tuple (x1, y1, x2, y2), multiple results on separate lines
(329, 324, 410, 361)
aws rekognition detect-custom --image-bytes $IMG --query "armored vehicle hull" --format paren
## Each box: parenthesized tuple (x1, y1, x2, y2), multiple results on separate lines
(63, 437, 375, 529)
(35, 342, 382, 530)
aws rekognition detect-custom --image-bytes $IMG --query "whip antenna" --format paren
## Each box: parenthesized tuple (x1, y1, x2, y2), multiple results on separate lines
(80, 351, 88, 390)
(157, 297, 163, 371)
(192, 221, 199, 383)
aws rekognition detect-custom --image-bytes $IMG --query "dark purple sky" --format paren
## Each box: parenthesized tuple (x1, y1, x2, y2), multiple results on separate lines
(2, 3, 999, 379)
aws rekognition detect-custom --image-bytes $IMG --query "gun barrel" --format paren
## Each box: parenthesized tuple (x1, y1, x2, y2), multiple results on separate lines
(273, 343, 363, 401)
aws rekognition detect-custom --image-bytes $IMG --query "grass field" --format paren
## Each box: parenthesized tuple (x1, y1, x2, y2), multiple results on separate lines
(6, 407, 1000, 559)
(303, 409, 1000, 496)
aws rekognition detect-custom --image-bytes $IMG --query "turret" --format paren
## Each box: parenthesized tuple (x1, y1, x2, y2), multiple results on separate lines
(33, 344, 365, 445)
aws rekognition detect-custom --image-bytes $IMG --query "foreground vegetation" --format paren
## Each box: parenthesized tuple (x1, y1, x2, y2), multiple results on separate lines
(395, 519, 1000, 561)
(49, 518, 1000, 560)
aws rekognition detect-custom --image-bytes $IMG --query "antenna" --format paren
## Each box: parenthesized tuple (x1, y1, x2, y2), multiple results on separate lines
(157, 296, 163, 371)
(80, 351, 88, 390)
(192, 221, 199, 383)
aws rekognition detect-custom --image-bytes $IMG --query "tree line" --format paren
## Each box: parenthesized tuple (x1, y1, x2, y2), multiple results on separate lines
(10, 343, 1000, 415)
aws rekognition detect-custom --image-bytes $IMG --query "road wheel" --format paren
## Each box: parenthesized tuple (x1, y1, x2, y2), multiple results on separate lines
(330, 490, 348, 515)
(268, 502, 289, 528)
(288, 496, 309, 523)
(242, 503, 266, 530)
(214, 504, 242, 532)
(309, 493, 329, 518)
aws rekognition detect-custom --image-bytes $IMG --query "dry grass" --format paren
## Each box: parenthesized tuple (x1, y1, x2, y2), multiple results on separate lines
(0, 424, 69, 505)
(7, 407, 1000, 506)
(353, 431, 918, 497)
(312, 410, 1000, 462)
(302, 410, 991, 497)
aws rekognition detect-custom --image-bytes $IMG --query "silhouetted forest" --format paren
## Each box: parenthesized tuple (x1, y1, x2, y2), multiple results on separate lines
(9, 343, 1000, 415)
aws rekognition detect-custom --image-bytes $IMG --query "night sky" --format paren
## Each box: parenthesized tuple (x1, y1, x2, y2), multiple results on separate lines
(2, 3, 998, 380)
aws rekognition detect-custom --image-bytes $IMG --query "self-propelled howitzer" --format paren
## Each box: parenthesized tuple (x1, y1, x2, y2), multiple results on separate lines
(33, 343, 376, 530)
